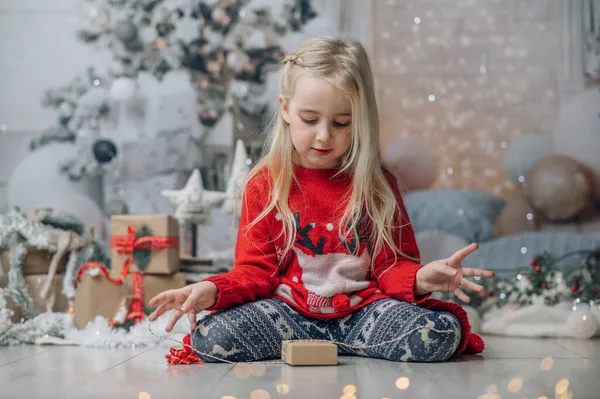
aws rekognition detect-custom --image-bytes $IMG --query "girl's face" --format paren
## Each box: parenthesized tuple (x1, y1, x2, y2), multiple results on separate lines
(280, 75, 352, 170)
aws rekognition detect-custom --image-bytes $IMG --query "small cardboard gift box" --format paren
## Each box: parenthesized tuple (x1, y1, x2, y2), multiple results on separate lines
(1, 248, 67, 276)
(110, 214, 180, 276)
(281, 340, 338, 366)
(0, 274, 70, 323)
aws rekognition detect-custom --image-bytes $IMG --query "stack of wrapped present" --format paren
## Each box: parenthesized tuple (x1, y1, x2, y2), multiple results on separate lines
(74, 214, 186, 328)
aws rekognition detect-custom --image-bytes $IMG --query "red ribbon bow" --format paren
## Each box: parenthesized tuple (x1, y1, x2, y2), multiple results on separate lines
(166, 334, 204, 365)
(111, 225, 179, 274)
(112, 225, 177, 254)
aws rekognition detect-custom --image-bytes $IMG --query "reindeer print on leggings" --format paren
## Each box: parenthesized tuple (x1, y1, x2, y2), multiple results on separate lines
(275, 212, 372, 314)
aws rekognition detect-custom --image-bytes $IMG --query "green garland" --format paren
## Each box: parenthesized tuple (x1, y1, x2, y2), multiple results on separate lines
(455, 248, 600, 312)
(567, 250, 600, 303)
(495, 253, 563, 307)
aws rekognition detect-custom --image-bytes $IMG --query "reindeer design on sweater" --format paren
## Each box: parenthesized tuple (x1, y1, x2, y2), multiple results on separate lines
(275, 212, 372, 314)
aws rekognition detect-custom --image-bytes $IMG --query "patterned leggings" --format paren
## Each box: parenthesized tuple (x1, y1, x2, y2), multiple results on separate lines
(191, 298, 461, 363)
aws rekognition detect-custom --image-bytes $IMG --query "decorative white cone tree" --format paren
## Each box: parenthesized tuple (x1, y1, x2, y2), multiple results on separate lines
(221, 139, 251, 216)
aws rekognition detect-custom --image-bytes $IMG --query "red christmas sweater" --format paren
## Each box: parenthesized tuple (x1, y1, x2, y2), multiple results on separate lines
(204, 165, 484, 356)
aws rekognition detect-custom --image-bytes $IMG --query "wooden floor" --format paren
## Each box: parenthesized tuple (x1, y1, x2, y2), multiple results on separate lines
(1, 336, 598, 399)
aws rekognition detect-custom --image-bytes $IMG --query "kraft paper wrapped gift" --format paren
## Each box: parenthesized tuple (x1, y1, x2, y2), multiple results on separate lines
(74, 271, 130, 329)
(282, 341, 338, 366)
(1, 248, 67, 275)
(0, 274, 69, 323)
(110, 214, 180, 276)
(74, 271, 187, 328)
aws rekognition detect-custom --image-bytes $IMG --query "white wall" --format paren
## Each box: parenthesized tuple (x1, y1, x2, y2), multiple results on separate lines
(0, 0, 112, 210)
(0, 0, 111, 131)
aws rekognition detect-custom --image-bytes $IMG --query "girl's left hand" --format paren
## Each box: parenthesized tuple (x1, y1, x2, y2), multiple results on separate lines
(415, 243, 495, 302)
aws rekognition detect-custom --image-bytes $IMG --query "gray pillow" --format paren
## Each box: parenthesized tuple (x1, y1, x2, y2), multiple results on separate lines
(462, 232, 600, 276)
(415, 230, 469, 264)
(404, 189, 506, 243)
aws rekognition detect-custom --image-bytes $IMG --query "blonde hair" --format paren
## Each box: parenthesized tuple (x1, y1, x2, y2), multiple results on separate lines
(242, 36, 415, 274)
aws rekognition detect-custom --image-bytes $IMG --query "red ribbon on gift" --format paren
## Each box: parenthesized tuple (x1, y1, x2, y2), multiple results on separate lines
(111, 225, 179, 274)
(76, 225, 179, 283)
(119, 272, 145, 325)
(75, 261, 127, 286)
(75, 225, 179, 326)
(75, 260, 146, 325)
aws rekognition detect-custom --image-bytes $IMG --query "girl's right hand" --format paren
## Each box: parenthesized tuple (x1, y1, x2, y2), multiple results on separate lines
(148, 281, 218, 332)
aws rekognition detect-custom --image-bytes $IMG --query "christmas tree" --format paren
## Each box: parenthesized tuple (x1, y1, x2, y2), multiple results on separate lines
(31, 0, 317, 180)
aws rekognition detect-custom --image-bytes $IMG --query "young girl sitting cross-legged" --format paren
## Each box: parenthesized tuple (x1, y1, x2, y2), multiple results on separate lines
(149, 36, 494, 363)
